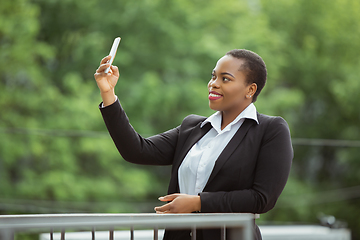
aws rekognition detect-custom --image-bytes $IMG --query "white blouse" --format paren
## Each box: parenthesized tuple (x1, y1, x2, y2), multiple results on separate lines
(178, 103, 259, 195)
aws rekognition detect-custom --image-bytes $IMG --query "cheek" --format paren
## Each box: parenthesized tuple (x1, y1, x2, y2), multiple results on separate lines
(227, 87, 246, 101)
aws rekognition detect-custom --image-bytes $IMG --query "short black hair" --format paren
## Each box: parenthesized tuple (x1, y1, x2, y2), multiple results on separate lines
(226, 49, 267, 102)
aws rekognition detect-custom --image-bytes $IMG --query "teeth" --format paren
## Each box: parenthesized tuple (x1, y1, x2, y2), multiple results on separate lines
(209, 93, 221, 97)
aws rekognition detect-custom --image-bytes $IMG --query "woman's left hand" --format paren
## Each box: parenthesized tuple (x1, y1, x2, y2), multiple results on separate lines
(154, 193, 201, 214)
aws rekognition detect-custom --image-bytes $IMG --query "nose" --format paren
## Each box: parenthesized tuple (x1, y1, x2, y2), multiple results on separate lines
(208, 77, 220, 89)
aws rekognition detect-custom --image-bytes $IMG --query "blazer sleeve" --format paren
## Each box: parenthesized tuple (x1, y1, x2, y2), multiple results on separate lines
(100, 99, 179, 165)
(199, 116, 293, 214)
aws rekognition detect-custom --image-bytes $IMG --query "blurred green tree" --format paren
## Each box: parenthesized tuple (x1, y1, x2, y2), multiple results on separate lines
(258, 0, 360, 238)
(1, 0, 289, 213)
(1, 0, 360, 238)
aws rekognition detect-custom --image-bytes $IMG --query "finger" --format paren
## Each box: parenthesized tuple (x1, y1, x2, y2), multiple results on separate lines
(154, 203, 171, 212)
(158, 196, 168, 202)
(156, 210, 170, 214)
(96, 63, 111, 74)
(94, 69, 109, 83)
(100, 55, 111, 65)
(111, 65, 119, 77)
(158, 194, 180, 202)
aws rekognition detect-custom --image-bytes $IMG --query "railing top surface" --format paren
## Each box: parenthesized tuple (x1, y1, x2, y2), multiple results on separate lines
(0, 213, 255, 231)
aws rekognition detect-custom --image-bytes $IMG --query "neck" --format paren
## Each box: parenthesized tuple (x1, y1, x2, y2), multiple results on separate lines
(220, 103, 251, 130)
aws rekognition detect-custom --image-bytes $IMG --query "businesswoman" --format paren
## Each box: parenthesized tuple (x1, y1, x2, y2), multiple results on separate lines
(94, 49, 293, 240)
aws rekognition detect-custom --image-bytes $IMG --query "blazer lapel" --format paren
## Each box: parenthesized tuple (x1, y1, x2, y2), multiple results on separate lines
(204, 119, 255, 189)
(173, 122, 212, 175)
(168, 122, 212, 193)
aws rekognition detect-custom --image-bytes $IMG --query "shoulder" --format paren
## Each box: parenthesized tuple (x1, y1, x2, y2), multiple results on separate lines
(170, 114, 208, 139)
(254, 113, 291, 136)
(181, 114, 207, 127)
(254, 113, 291, 142)
(257, 113, 289, 127)
(177, 114, 208, 134)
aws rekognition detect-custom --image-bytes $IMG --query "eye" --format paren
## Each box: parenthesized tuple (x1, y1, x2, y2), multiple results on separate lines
(211, 73, 216, 80)
(223, 77, 230, 82)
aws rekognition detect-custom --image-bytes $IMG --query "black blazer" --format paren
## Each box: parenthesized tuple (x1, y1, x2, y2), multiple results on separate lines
(100, 99, 293, 240)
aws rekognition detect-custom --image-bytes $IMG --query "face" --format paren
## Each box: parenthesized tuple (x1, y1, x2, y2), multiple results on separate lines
(208, 55, 255, 116)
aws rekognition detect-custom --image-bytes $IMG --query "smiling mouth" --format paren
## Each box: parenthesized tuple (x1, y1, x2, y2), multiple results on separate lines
(209, 92, 223, 100)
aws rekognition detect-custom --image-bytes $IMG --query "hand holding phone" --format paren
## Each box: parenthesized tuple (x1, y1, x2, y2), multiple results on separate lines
(104, 37, 121, 74)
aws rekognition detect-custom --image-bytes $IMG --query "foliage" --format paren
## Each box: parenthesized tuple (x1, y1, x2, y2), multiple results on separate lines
(1, 0, 360, 238)
(257, 1, 360, 239)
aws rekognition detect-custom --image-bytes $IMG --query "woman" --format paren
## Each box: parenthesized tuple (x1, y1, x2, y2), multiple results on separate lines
(94, 49, 293, 240)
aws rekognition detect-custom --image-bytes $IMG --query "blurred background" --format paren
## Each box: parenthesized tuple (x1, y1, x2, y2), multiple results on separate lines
(1, 0, 360, 239)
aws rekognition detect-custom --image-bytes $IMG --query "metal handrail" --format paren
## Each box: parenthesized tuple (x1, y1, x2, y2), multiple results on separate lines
(0, 213, 255, 240)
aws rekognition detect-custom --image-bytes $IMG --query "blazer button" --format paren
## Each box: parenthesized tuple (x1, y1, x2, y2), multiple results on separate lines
(190, 232, 192, 237)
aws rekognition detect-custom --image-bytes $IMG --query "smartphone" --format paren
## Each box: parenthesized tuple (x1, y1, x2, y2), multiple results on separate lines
(104, 37, 121, 73)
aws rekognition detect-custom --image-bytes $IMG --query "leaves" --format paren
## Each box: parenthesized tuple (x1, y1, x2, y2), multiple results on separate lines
(1, 0, 360, 237)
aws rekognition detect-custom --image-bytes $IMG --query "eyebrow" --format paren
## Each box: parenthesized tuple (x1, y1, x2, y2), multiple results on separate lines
(213, 70, 235, 78)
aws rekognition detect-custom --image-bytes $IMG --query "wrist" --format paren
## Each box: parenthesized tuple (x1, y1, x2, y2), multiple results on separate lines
(194, 195, 201, 212)
(101, 90, 116, 107)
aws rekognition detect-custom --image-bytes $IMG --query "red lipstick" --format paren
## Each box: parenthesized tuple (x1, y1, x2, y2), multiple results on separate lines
(208, 91, 223, 100)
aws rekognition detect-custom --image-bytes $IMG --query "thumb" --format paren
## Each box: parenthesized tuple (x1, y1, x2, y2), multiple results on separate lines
(158, 193, 180, 202)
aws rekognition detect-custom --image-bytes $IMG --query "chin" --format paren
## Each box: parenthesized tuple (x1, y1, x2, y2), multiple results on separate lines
(209, 104, 220, 112)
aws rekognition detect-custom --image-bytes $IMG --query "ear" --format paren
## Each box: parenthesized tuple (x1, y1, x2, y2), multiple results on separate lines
(246, 83, 257, 99)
